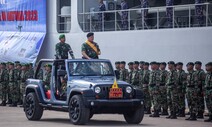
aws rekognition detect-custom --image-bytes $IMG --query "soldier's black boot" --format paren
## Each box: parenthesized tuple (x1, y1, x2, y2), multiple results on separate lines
(0, 101, 6, 106)
(170, 111, 177, 119)
(149, 110, 160, 117)
(185, 114, 192, 120)
(161, 108, 169, 116)
(166, 111, 173, 119)
(145, 107, 151, 114)
(196, 111, 204, 119)
(9, 103, 17, 107)
(189, 113, 197, 121)
(204, 115, 212, 122)
(178, 109, 185, 117)
(7, 99, 12, 105)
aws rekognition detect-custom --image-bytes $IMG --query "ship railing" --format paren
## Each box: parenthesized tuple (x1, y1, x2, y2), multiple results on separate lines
(78, 2, 212, 32)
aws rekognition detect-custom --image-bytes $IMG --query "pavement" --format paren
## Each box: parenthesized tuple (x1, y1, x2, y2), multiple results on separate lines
(0, 106, 211, 127)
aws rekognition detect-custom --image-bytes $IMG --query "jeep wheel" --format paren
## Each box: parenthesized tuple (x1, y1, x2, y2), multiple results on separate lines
(24, 92, 43, 120)
(123, 106, 144, 124)
(69, 95, 90, 125)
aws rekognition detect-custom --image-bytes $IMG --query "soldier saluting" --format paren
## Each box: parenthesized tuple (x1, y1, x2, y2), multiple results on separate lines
(55, 34, 75, 59)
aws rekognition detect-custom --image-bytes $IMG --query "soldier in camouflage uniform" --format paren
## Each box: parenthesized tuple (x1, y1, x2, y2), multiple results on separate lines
(15, 63, 22, 105)
(130, 61, 140, 89)
(119, 61, 129, 82)
(139, 61, 145, 87)
(128, 62, 134, 83)
(149, 62, 161, 117)
(0, 63, 8, 106)
(204, 62, 212, 122)
(28, 63, 34, 78)
(18, 64, 30, 105)
(141, 62, 151, 114)
(43, 64, 52, 91)
(195, 0, 204, 26)
(166, 0, 174, 28)
(166, 61, 179, 119)
(37, 68, 44, 80)
(159, 62, 169, 115)
(176, 62, 187, 117)
(8, 63, 18, 107)
(115, 62, 120, 80)
(185, 62, 198, 121)
(82, 33, 101, 59)
(55, 34, 75, 59)
(194, 61, 206, 118)
(121, 0, 129, 30)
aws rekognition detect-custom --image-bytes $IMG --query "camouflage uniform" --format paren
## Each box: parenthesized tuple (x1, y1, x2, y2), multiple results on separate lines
(37, 69, 43, 80)
(43, 71, 51, 91)
(159, 69, 168, 114)
(195, 0, 204, 26)
(56, 41, 74, 59)
(0, 64, 8, 106)
(204, 70, 212, 121)
(130, 69, 140, 89)
(141, 69, 151, 113)
(81, 42, 100, 59)
(149, 69, 161, 117)
(195, 69, 206, 118)
(19, 69, 30, 103)
(166, 0, 174, 27)
(186, 70, 198, 120)
(119, 69, 129, 82)
(176, 69, 187, 116)
(166, 69, 179, 118)
(98, 2, 106, 31)
(8, 66, 18, 106)
(128, 69, 133, 84)
(121, 1, 128, 30)
(15, 66, 22, 104)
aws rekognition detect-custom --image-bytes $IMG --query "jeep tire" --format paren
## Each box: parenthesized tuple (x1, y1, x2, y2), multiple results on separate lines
(24, 92, 43, 120)
(123, 106, 144, 124)
(69, 95, 90, 125)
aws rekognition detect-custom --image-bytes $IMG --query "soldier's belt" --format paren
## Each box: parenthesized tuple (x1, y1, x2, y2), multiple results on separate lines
(205, 87, 212, 90)
(149, 84, 156, 87)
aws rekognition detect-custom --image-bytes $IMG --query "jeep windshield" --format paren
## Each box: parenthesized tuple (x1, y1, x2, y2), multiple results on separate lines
(68, 61, 115, 76)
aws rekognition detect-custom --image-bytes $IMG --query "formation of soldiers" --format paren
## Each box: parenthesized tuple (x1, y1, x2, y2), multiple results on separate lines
(115, 61, 212, 122)
(0, 61, 34, 107)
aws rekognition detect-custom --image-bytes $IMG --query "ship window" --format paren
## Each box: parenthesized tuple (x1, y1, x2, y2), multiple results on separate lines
(57, 0, 71, 33)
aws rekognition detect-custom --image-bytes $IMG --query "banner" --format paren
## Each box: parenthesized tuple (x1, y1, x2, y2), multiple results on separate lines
(0, 0, 46, 64)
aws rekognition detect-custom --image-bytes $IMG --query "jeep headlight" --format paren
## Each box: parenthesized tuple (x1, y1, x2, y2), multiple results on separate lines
(95, 87, 101, 94)
(126, 86, 132, 93)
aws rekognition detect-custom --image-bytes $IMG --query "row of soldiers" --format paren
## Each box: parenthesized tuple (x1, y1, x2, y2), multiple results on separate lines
(114, 61, 212, 122)
(0, 61, 34, 107)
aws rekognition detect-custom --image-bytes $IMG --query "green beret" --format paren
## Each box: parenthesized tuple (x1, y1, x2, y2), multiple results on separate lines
(15, 61, 20, 64)
(0, 62, 6, 66)
(134, 61, 139, 65)
(150, 61, 157, 65)
(160, 62, 167, 66)
(87, 32, 94, 38)
(44, 64, 52, 68)
(186, 62, 194, 66)
(176, 62, 183, 65)
(168, 61, 175, 65)
(120, 61, 126, 64)
(115, 61, 120, 64)
(16, 63, 22, 66)
(139, 61, 145, 64)
(9, 62, 14, 65)
(205, 62, 212, 66)
(59, 34, 65, 39)
(128, 62, 133, 65)
(195, 61, 202, 65)
(144, 62, 149, 66)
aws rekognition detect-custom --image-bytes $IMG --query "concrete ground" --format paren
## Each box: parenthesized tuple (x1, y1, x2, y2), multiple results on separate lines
(0, 106, 211, 127)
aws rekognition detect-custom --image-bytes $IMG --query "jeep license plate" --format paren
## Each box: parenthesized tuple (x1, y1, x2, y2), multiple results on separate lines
(109, 88, 123, 98)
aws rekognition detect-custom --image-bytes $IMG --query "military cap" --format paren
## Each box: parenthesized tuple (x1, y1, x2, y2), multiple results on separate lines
(59, 34, 65, 39)
(156, 62, 160, 65)
(15, 61, 20, 64)
(150, 61, 157, 65)
(168, 61, 175, 65)
(134, 61, 139, 65)
(21, 63, 27, 66)
(176, 62, 183, 65)
(205, 62, 212, 66)
(16, 63, 22, 66)
(160, 62, 167, 66)
(139, 61, 145, 64)
(128, 62, 133, 65)
(87, 32, 94, 38)
(120, 61, 126, 64)
(186, 62, 194, 66)
(144, 62, 149, 66)
(44, 64, 52, 68)
(115, 61, 120, 64)
(0, 62, 6, 66)
(195, 61, 202, 65)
